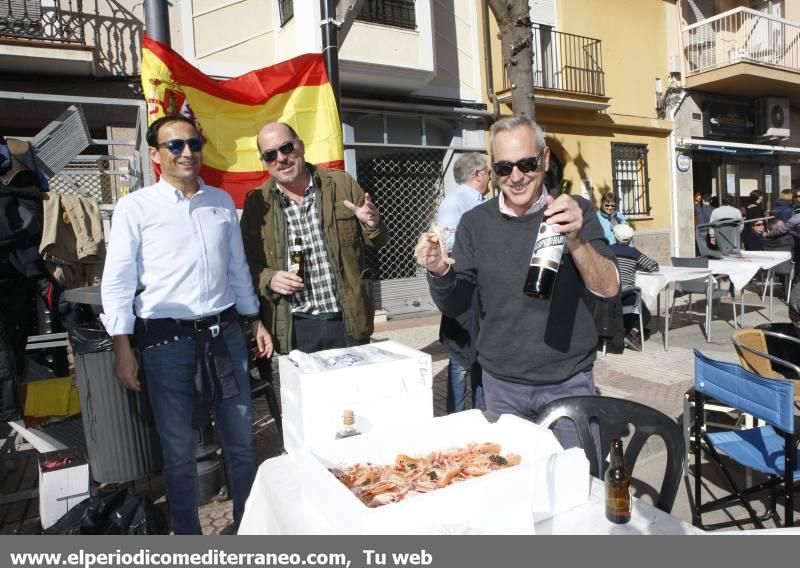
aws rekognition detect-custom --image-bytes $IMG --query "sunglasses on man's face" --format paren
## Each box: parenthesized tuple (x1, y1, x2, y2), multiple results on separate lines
(157, 137, 204, 155)
(491, 152, 544, 177)
(261, 141, 296, 164)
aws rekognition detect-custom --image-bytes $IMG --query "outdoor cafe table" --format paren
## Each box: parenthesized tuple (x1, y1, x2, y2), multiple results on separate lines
(237, 453, 701, 535)
(635, 266, 713, 351)
(708, 250, 791, 324)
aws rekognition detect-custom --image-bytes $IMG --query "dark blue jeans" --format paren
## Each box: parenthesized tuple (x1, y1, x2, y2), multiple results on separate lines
(482, 368, 596, 449)
(446, 356, 485, 413)
(141, 324, 256, 534)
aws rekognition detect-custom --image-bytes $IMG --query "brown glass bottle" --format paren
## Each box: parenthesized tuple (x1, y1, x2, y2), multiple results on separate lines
(289, 237, 304, 281)
(523, 221, 565, 299)
(605, 438, 632, 524)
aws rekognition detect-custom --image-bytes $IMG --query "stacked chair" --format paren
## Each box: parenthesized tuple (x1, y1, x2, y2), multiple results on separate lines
(691, 350, 799, 529)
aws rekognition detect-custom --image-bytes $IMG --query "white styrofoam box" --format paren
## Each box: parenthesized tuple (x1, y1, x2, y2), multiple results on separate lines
(38, 448, 91, 529)
(299, 409, 588, 534)
(279, 341, 432, 453)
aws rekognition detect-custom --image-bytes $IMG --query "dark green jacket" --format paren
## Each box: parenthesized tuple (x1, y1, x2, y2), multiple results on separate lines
(240, 165, 388, 354)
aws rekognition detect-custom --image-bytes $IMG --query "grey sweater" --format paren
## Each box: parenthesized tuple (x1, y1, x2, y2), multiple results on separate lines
(427, 196, 616, 385)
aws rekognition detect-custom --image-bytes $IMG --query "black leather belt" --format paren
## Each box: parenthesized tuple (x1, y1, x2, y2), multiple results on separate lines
(173, 307, 237, 332)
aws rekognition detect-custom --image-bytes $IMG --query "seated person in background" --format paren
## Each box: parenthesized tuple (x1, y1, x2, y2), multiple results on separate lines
(708, 195, 742, 248)
(597, 191, 628, 244)
(743, 219, 767, 251)
(609, 224, 658, 352)
(771, 189, 795, 223)
(745, 190, 765, 220)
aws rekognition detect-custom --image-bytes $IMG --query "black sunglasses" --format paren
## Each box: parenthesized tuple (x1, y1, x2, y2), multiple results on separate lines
(261, 141, 295, 164)
(157, 137, 204, 155)
(491, 152, 544, 177)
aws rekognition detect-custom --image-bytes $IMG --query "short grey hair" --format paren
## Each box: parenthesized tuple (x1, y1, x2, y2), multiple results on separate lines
(453, 152, 488, 184)
(489, 116, 546, 154)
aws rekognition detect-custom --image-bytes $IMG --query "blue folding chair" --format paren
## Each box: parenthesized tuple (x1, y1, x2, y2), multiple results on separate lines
(692, 349, 799, 530)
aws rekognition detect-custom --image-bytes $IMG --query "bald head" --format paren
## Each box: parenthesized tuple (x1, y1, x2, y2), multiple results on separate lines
(257, 121, 307, 192)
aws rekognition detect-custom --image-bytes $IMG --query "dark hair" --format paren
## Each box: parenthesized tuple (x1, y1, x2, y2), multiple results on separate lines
(146, 115, 198, 148)
(721, 195, 734, 207)
(601, 191, 617, 204)
(749, 190, 763, 200)
(256, 122, 300, 152)
(701, 193, 711, 202)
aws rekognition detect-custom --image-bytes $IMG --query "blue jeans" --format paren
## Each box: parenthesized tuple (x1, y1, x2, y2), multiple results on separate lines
(446, 356, 486, 413)
(141, 324, 256, 534)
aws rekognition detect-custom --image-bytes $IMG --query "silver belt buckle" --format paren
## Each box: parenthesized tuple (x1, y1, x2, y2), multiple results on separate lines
(209, 323, 221, 338)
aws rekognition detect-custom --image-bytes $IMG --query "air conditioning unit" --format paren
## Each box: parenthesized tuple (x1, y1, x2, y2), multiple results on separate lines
(754, 97, 790, 139)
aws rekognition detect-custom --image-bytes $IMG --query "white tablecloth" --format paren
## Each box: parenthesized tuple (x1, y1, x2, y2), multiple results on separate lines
(636, 266, 712, 307)
(709, 251, 791, 291)
(238, 453, 701, 535)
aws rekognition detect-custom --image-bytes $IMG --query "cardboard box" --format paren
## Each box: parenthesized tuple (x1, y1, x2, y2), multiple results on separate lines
(299, 410, 590, 534)
(38, 448, 91, 529)
(279, 341, 433, 453)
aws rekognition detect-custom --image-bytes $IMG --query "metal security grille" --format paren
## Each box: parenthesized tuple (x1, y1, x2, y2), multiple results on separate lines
(49, 159, 112, 204)
(278, 0, 293, 27)
(611, 143, 651, 217)
(357, 0, 416, 30)
(357, 148, 445, 288)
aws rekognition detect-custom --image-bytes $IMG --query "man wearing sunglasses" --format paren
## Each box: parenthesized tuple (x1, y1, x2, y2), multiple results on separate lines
(102, 115, 272, 534)
(241, 122, 388, 355)
(416, 116, 619, 449)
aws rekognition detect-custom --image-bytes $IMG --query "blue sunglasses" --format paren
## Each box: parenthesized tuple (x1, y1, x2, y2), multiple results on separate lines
(157, 137, 204, 155)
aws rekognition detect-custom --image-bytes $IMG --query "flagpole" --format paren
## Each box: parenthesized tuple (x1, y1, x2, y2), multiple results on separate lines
(144, 0, 171, 46)
(320, 0, 341, 117)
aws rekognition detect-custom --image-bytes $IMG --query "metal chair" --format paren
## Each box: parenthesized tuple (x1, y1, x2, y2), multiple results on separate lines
(732, 328, 800, 406)
(697, 220, 743, 258)
(670, 257, 737, 342)
(691, 349, 798, 530)
(696, 225, 724, 259)
(535, 395, 686, 514)
(620, 285, 645, 352)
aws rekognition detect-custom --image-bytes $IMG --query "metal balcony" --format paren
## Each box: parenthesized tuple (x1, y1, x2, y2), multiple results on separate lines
(0, 0, 85, 44)
(503, 25, 605, 97)
(684, 7, 800, 75)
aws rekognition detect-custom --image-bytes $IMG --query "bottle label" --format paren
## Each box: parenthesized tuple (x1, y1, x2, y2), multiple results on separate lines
(289, 262, 300, 274)
(530, 222, 565, 272)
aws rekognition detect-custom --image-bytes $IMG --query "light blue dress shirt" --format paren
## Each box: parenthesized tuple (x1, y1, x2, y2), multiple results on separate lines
(437, 184, 488, 251)
(101, 178, 259, 336)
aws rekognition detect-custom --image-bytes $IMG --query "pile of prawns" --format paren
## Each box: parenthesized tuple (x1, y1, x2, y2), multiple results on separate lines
(330, 442, 521, 508)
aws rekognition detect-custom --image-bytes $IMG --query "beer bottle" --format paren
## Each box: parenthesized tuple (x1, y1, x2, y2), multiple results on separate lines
(523, 220, 565, 299)
(289, 237, 305, 281)
(335, 409, 361, 439)
(605, 438, 632, 524)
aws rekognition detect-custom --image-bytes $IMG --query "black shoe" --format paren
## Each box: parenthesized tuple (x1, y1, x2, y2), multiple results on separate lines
(624, 330, 642, 352)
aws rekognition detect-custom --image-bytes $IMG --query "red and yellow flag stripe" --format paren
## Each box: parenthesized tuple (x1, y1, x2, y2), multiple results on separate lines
(141, 35, 343, 207)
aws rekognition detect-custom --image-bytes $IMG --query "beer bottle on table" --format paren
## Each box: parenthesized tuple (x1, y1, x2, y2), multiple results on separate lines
(605, 438, 632, 524)
(289, 237, 305, 281)
(523, 220, 565, 299)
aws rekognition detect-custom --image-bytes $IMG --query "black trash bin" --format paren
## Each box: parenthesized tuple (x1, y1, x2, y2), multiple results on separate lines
(755, 323, 800, 371)
(63, 286, 162, 484)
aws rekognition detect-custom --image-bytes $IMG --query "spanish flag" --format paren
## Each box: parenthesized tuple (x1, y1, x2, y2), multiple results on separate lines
(141, 35, 344, 207)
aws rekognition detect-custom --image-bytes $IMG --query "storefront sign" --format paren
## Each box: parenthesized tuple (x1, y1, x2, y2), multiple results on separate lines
(676, 154, 691, 172)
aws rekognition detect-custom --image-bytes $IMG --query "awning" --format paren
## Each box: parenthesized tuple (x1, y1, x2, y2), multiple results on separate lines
(678, 137, 800, 155)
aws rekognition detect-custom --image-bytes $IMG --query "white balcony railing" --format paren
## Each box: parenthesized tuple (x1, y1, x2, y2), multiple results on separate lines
(683, 6, 800, 75)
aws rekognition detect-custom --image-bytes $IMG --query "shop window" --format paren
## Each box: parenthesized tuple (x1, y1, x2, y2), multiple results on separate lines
(611, 143, 651, 217)
(278, 0, 293, 27)
(357, 0, 416, 30)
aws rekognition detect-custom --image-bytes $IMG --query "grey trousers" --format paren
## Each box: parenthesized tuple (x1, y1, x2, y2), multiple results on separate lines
(482, 368, 596, 449)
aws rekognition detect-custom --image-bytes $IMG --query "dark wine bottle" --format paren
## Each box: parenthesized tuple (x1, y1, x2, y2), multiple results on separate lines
(605, 438, 632, 524)
(523, 221, 565, 299)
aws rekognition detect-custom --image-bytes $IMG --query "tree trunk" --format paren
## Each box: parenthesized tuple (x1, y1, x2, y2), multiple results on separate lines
(487, 0, 536, 120)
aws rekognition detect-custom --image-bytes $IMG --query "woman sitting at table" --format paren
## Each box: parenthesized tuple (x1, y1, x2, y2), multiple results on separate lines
(610, 225, 659, 352)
